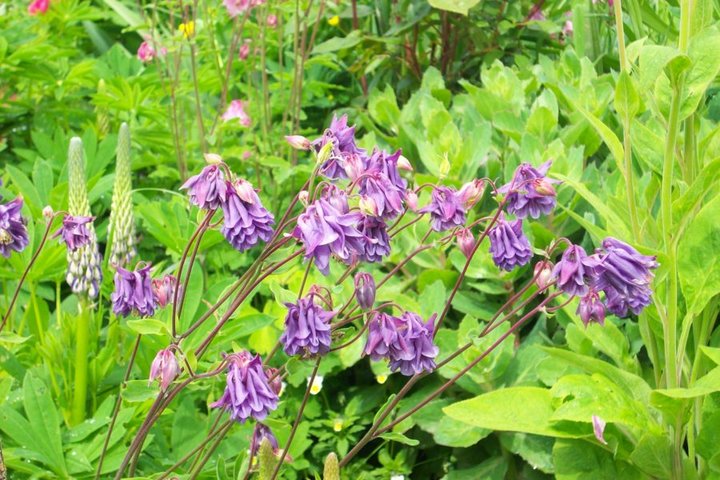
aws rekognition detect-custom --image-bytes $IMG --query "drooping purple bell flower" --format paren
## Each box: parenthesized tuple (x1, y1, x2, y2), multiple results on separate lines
(592, 237, 658, 317)
(551, 244, 597, 297)
(419, 186, 467, 232)
(364, 149, 407, 192)
(313, 115, 366, 180)
(363, 312, 403, 361)
(498, 161, 558, 219)
(152, 274, 179, 308)
(111, 263, 157, 317)
(53, 215, 93, 251)
(488, 215, 533, 271)
(149, 348, 179, 390)
(0, 196, 29, 258)
(280, 294, 335, 357)
(292, 186, 365, 275)
(220, 179, 275, 252)
(358, 215, 391, 263)
(211, 351, 278, 423)
(358, 172, 404, 220)
(354, 272, 376, 310)
(180, 164, 228, 210)
(577, 289, 606, 326)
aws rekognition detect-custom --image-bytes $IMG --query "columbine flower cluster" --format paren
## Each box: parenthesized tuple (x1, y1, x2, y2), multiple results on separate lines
(280, 292, 335, 357)
(0, 196, 29, 258)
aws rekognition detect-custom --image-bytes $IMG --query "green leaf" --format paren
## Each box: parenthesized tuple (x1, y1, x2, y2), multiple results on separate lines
(428, 0, 480, 15)
(22, 372, 67, 476)
(312, 31, 362, 54)
(681, 28, 720, 120)
(614, 72, 640, 121)
(412, 399, 488, 447)
(379, 431, 419, 446)
(126, 319, 168, 336)
(553, 439, 646, 480)
(629, 433, 673, 479)
(179, 261, 205, 331)
(678, 193, 720, 314)
(573, 106, 625, 176)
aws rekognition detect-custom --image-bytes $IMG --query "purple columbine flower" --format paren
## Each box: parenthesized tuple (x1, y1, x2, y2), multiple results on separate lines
(149, 348, 179, 390)
(358, 172, 404, 220)
(358, 215, 391, 263)
(221, 179, 275, 252)
(354, 272, 376, 310)
(152, 274, 179, 308)
(0, 196, 29, 258)
(249, 423, 280, 460)
(211, 351, 278, 423)
(552, 244, 597, 297)
(419, 186, 467, 232)
(53, 215, 93, 251)
(488, 216, 533, 271)
(592, 237, 658, 317)
(364, 312, 403, 361)
(180, 164, 228, 210)
(498, 161, 558, 219)
(313, 115, 366, 180)
(365, 149, 407, 192)
(292, 186, 365, 275)
(111, 263, 157, 317)
(577, 289, 606, 326)
(280, 294, 335, 357)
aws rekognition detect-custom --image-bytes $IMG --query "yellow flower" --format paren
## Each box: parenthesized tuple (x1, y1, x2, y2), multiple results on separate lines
(333, 418, 343, 432)
(328, 15, 340, 26)
(376, 374, 388, 384)
(179, 21, 195, 39)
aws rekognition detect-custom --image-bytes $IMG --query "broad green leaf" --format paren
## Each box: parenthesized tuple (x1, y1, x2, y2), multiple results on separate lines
(179, 261, 205, 331)
(126, 319, 167, 336)
(678, 194, 720, 314)
(312, 30, 362, 55)
(614, 72, 640, 121)
(22, 372, 67, 476)
(553, 439, 647, 480)
(681, 28, 720, 120)
(638, 45, 690, 92)
(412, 399, 489, 447)
(379, 431, 419, 446)
(629, 433, 673, 479)
(428, 0, 480, 15)
(573, 106, 625, 175)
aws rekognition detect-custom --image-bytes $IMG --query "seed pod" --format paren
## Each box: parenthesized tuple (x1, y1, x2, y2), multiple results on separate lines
(323, 452, 340, 480)
(108, 123, 136, 268)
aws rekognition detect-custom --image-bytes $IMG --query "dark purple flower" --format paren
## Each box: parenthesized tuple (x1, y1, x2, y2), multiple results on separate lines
(280, 294, 335, 357)
(358, 215, 391, 263)
(419, 186, 466, 232)
(488, 216, 533, 271)
(364, 312, 403, 361)
(292, 186, 365, 275)
(221, 179, 275, 252)
(551, 244, 598, 297)
(0, 196, 29, 258)
(313, 115, 366, 180)
(498, 161, 558, 219)
(365, 149, 407, 192)
(592, 237, 658, 317)
(211, 351, 278, 423)
(152, 274, 178, 308)
(111, 263, 157, 317)
(354, 272, 375, 310)
(577, 289, 606, 326)
(149, 348, 179, 390)
(358, 172, 404, 219)
(53, 215, 93, 251)
(249, 423, 280, 460)
(180, 164, 228, 210)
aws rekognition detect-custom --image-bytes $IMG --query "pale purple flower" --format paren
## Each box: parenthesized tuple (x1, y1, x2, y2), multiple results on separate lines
(529, 7, 545, 21)
(152, 274, 178, 308)
(222, 100, 251, 127)
(266, 14, 278, 27)
(592, 415, 607, 445)
(458, 179, 485, 208)
(149, 348, 179, 390)
(488, 215, 533, 271)
(498, 161, 558, 219)
(592, 238, 658, 317)
(420, 186, 466, 232)
(358, 172, 404, 219)
(354, 272, 375, 310)
(53, 215, 93, 251)
(280, 294, 335, 357)
(223, 0, 260, 17)
(285, 135, 312, 151)
(405, 190, 419, 211)
(551, 244, 597, 297)
(364, 149, 407, 192)
(111, 263, 157, 317)
(577, 289, 605, 326)
(456, 228, 475, 259)
(180, 164, 228, 210)
(313, 115, 366, 180)
(292, 186, 365, 275)
(220, 179, 275, 252)
(364, 312, 402, 361)
(534, 260, 554, 290)
(0, 197, 29, 258)
(358, 215, 390, 263)
(211, 351, 278, 423)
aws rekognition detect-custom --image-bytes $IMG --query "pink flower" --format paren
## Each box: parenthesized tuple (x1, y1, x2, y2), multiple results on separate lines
(223, 0, 265, 17)
(562, 12, 573, 37)
(222, 100, 251, 127)
(28, 0, 49, 15)
(149, 348, 179, 391)
(267, 14, 278, 27)
(528, 7, 545, 21)
(137, 41, 156, 62)
(238, 41, 251, 60)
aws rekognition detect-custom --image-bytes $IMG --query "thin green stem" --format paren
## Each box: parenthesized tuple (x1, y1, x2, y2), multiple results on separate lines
(71, 300, 91, 425)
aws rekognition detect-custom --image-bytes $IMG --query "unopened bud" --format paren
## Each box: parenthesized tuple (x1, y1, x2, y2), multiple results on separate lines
(42, 206, 54, 219)
(534, 260, 554, 291)
(354, 272, 376, 310)
(359, 195, 379, 217)
(298, 190, 309, 206)
(397, 155, 413, 171)
(204, 152, 223, 165)
(532, 178, 556, 196)
(343, 153, 364, 181)
(324, 452, 340, 480)
(459, 179, 485, 207)
(149, 348, 179, 391)
(285, 135, 312, 151)
(234, 179, 256, 204)
(456, 228, 475, 259)
(405, 190, 419, 212)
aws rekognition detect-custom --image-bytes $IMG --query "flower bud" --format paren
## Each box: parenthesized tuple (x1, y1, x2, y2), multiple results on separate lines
(234, 179, 257, 204)
(316, 141, 334, 166)
(238, 41, 250, 60)
(456, 228, 475, 259)
(397, 155, 413, 171)
(284, 135, 312, 151)
(534, 260, 554, 291)
(532, 177, 556, 196)
(343, 153, 364, 181)
(358, 195, 379, 217)
(267, 14, 278, 27)
(42, 206, 54, 219)
(354, 272, 376, 310)
(149, 348, 179, 391)
(298, 190, 309, 206)
(459, 179, 485, 208)
(152, 274, 178, 308)
(577, 290, 606, 326)
(265, 367, 283, 396)
(204, 152, 223, 165)
(405, 190, 419, 212)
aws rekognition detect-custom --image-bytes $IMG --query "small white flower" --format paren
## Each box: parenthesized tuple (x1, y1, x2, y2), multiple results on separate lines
(333, 418, 343, 432)
(308, 375, 324, 395)
(390, 475, 405, 480)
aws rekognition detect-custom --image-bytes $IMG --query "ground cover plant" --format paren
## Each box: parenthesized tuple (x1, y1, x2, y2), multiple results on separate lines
(1, 0, 719, 479)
